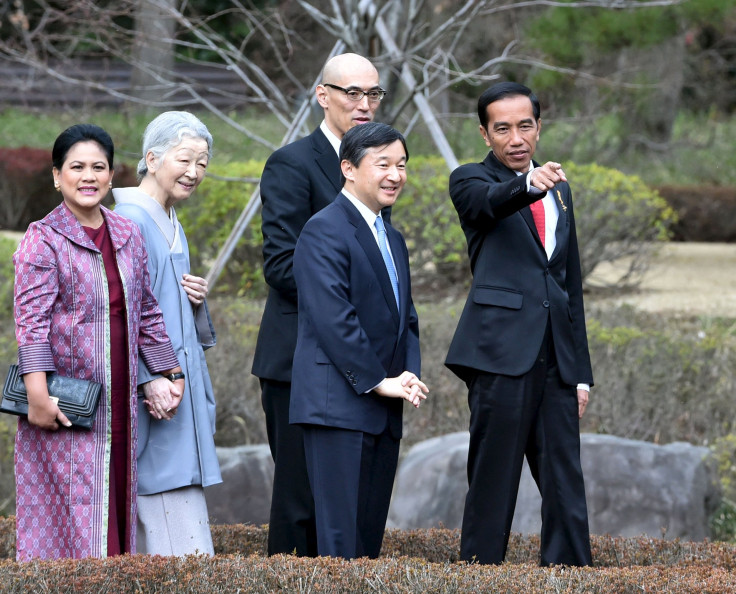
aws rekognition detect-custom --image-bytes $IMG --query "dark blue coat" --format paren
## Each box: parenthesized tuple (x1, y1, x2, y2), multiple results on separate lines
(289, 194, 420, 438)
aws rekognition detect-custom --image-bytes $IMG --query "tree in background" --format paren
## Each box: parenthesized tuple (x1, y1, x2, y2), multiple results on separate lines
(522, 0, 734, 156)
(0, 0, 701, 152)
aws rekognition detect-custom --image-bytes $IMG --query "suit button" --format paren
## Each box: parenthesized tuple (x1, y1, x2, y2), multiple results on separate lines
(543, 300, 550, 308)
(352, 379, 358, 386)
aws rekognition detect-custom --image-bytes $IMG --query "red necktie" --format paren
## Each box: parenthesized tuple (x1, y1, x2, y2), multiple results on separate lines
(530, 199, 545, 246)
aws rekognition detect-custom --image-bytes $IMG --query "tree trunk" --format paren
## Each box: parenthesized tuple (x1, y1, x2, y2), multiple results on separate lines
(129, 0, 177, 104)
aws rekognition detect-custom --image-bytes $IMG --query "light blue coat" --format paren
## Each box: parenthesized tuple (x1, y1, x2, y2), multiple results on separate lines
(113, 188, 222, 495)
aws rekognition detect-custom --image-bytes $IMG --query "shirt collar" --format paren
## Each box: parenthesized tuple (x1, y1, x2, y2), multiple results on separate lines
(341, 189, 381, 230)
(320, 120, 342, 157)
(515, 162, 534, 177)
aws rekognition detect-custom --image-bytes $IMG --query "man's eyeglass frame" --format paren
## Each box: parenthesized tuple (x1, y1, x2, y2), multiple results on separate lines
(322, 83, 387, 102)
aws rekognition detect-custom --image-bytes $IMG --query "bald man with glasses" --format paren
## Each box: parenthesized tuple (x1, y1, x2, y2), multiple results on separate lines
(252, 52, 387, 557)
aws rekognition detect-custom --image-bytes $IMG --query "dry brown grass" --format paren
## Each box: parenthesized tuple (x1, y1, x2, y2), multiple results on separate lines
(1, 519, 735, 593)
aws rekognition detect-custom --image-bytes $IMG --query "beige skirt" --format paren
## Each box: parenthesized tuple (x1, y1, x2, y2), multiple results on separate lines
(136, 485, 214, 556)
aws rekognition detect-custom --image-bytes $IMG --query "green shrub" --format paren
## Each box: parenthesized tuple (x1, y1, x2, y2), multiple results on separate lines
(710, 433, 736, 543)
(710, 498, 736, 544)
(712, 434, 736, 503)
(205, 298, 266, 446)
(394, 157, 678, 292)
(567, 162, 677, 287)
(0, 236, 19, 321)
(391, 156, 468, 286)
(0, 236, 22, 517)
(583, 308, 736, 445)
(175, 161, 265, 297)
(657, 185, 736, 242)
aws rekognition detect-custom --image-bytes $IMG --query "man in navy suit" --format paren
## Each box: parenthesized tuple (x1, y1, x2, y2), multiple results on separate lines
(252, 53, 386, 556)
(445, 82, 594, 566)
(290, 122, 428, 559)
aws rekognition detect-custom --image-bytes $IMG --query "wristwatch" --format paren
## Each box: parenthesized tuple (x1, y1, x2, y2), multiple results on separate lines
(164, 372, 185, 382)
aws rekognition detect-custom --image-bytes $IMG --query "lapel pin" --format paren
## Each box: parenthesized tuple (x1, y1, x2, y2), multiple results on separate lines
(556, 189, 567, 212)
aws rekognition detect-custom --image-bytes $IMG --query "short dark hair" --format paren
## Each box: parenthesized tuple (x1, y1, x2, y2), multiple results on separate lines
(478, 82, 541, 129)
(52, 124, 115, 170)
(340, 122, 409, 168)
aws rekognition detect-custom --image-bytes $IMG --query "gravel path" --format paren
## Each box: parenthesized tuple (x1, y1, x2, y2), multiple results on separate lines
(587, 242, 736, 315)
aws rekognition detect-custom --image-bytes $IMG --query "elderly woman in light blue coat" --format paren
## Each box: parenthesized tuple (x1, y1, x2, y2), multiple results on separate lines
(113, 111, 222, 556)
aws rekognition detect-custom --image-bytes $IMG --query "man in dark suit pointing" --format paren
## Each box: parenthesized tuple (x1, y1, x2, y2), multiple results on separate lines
(252, 53, 386, 556)
(291, 122, 427, 559)
(445, 82, 594, 566)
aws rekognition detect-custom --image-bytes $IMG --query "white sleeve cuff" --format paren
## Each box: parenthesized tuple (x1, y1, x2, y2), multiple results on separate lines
(368, 378, 386, 393)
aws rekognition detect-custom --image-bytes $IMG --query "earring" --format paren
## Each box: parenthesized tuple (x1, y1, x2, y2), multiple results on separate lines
(54, 182, 60, 192)
(109, 182, 113, 188)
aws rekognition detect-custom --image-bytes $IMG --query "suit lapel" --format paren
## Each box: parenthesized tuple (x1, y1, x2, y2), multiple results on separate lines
(549, 185, 570, 263)
(311, 129, 342, 194)
(484, 152, 545, 250)
(338, 195, 401, 328)
(520, 204, 545, 250)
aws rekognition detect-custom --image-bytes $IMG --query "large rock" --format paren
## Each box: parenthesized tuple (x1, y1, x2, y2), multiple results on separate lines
(205, 444, 274, 525)
(388, 432, 720, 541)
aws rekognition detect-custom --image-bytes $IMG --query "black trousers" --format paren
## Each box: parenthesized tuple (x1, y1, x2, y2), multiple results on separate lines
(460, 326, 592, 566)
(302, 424, 400, 559)
(260, 379, 318, 556)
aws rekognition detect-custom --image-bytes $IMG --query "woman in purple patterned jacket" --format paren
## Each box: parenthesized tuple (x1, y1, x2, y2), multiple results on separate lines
(13, 124, 183, 560)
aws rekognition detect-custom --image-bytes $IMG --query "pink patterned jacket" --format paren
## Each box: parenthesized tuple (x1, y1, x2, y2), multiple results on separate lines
(13, 202, 179, 560)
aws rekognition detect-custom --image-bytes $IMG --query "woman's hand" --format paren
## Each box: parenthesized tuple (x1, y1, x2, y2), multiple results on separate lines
(181, 274, 208, 306)
(23, 371, 71, 430)
(142, 376, 183, 420)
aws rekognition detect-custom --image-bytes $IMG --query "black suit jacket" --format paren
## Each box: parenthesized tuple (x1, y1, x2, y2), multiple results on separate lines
(252, 127, 342, 381)
(444, 151, 593, 387)
(290, 194, 420, 438)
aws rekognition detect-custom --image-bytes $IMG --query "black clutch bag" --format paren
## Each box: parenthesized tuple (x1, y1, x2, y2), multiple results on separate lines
(1, 364, 103, 430)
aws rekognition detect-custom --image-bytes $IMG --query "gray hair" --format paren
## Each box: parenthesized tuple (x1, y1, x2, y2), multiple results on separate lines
(136, 111, 213, 179)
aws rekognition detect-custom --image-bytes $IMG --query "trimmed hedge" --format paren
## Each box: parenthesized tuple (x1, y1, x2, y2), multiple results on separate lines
(0, 519, 735, 592)
(0, 148, 138, 232)
(657, 185, 736, 242)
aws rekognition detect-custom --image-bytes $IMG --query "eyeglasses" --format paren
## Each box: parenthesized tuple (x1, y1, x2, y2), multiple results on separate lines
(323, 83, 387, 102)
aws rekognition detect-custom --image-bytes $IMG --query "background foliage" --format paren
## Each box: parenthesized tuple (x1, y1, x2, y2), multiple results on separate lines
(175, 161, 263, 296)
(568, 162, 677, 286)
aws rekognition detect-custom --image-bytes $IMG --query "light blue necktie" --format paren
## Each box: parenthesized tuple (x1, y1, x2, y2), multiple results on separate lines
(374, 215, 400, 310)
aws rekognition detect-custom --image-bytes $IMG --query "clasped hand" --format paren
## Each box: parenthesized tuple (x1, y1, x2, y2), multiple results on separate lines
(181, 274, 208, 306)
(143, 376, 184, 420)
(375, 371, 429, 408)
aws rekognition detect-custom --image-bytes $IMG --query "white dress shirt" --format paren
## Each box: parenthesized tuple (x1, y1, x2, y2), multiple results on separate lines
(521, 166, 559, 260)
(523, 168, 589, 394)
(320, 120, 341, 156)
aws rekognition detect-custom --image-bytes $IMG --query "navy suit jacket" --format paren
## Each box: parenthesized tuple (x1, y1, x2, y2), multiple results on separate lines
(252, 127, 342, 381)
(445, 151, 593, 387)
(289, 193, 420, 438)
(252, 127, 391, 382)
